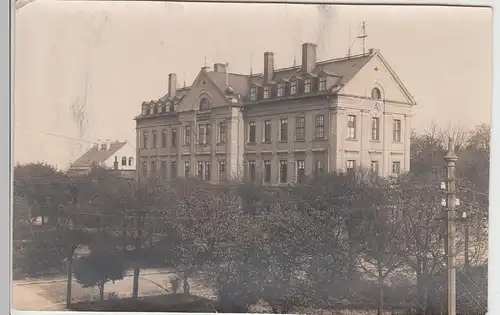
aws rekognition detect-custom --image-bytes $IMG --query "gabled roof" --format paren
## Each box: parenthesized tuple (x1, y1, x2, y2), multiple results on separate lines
(71, 141, 127, 168)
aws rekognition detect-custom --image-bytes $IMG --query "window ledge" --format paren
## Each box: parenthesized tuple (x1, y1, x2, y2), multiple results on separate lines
(247, 141, 256, 145)
(278, 140, 289, 143)
(392, 141, 403, 144)
(370, 140, 382, 143)
(295, 139, 306, 142)
(262, 141, 272, 144)
(346, 138, 358, 142)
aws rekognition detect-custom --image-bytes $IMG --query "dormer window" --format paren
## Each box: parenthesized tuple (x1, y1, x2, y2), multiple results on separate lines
(304, 79, 312, 93)
(277, 84, 285, 97)
(157, 104, 163, 114)
(149, 104, 154, 115)
(250, 87, 257, 101)
(290, 81, 297, 95)
(142, 105, 147, 115)
(371, 87, 382, 100)
(200, 97, 211, 110)
(319, 77, 327, 91)
(263, 86, 269, 99)
(169, 102, 175, 112)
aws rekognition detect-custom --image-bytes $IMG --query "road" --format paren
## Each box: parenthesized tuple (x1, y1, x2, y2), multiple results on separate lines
(12, 268, 215, 311)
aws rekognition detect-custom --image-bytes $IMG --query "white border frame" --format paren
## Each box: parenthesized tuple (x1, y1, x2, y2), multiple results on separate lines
(7, 1, 497, 315)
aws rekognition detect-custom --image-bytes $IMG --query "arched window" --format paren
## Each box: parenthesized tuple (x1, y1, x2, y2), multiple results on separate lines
(371, 87, 382, 100)
(128, 157, 134, 166)
(121, 156, 127, 166)
(199, 97, 211, 110)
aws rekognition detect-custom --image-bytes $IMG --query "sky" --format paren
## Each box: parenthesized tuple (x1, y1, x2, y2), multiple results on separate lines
(13, 1, 492, 169)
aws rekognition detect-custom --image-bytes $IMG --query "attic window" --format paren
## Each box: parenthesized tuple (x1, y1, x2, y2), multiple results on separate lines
(142, 105, 147, 115)
(290, 81, 297, 95)
(277, 84, 285, 97)
(250, 87, 257, 101)
(149, 105, 154, 115)
(319, 77, 327, 91)
(371, 87, 382, 100)
(199, 97, 211, 110)
(263, 86, 269, 99)
(304, 79, 312, 93)
(157, 104, 163, 113)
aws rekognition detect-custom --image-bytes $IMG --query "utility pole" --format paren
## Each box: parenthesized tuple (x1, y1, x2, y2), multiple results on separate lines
(444, 137, 459, 315)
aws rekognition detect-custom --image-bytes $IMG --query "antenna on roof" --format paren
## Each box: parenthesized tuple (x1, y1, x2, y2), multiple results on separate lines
(204, 56, 207, 67)
(225, 62, 229, 88)
(293, 51, 296, 67)
(183, 70, 186, 87)
(249, 51, 253, 76)
(347, 22, 352, 58)
(357, 21, 368, 55)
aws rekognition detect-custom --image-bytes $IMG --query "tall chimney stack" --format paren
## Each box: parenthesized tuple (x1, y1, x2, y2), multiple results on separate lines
(168, 73, 177, 98)
(301, 43, 317, 73)
(263, 52, 274, 83)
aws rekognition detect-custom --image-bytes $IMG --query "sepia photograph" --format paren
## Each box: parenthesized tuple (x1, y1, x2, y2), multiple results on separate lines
(12, 1, 492, 314)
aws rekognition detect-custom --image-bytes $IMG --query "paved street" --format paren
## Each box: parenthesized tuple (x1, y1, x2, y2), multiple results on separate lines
(12, 268, 215, 311)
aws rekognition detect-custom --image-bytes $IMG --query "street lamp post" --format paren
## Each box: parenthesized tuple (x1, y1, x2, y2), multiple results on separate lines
(444, 137, 459, 315)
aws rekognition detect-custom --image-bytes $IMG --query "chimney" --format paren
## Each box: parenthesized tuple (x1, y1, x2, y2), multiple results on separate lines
(213, 63, 227, 73)
(301, 43, 317, 73)
(168, 73, 177, 98)
(105, 139, 111, 151)
(263, 52, 274, 83)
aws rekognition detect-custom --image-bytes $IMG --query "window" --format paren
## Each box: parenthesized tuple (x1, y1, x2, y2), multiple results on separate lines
(263, 86, 269, 99)
(101, 143, 107, 151)
(393, 119, 402, 142)
(346, 160, 356, 172)
(250, 87, 257, 100)
(371, 161, 379, 175)
(197, 161, 203, 179)
(121, 156, 127, 166)
(200, 97, 211, 110)
(160, 161, 167, 180)
(297, 160, 306, 183)
(219, 160, 226, 180)
(171, 128, 177, 148)
(142, 161, 147, 178)
(218, 122, 227, 144)
(371, 117, 380, 141)
(304, 79, 312, 93)
(392, 161, 401, 175)
(315, 115, 325, 139)
(248, 160, 256, 182)
(206, 124, 212, 145)
(347, 115, 357, 139)
(152, 130, 157, 148)
(198, 124, 205, 144)
(371, 87, 382, 100)
(290, 81, 297, 95)
(128, 157, 134, 166)
(279, 160, 288, 183)
(264, 160, 271, 183)
(279, 118, 288, 142)
(171, 161, 177, 178)
(184, 161, 190, 178)
(315, 160, 324, 176)
(142, 105, 147, 115)
(143, 131, 148, 149)
(277, 84, 284, 97)
(149, 105, 154, 115)
(184, 125, 191, 145)
(248, 121, 256, 143)
(161, 129, 167, 147)
(264, 120, 272, 142)
(151, 161, 157, 176)
(319, 77, 327, 91)
(295, 117, 305, 140)
(204, 161, 211, 181)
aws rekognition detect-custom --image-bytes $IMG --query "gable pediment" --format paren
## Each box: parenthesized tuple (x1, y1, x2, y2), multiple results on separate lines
(176, 71, 231, 112)
(339, 52, 416, 105)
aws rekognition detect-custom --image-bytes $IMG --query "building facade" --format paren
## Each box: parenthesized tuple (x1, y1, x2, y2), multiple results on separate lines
(135, 42, 416, 185)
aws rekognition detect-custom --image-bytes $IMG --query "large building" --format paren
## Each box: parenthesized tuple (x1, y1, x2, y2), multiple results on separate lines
(135, 42, 416, 185)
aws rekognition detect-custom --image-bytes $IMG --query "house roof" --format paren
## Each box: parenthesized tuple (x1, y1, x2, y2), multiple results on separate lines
(71, 141, 128, 168)
(142, 48, 414, 108)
